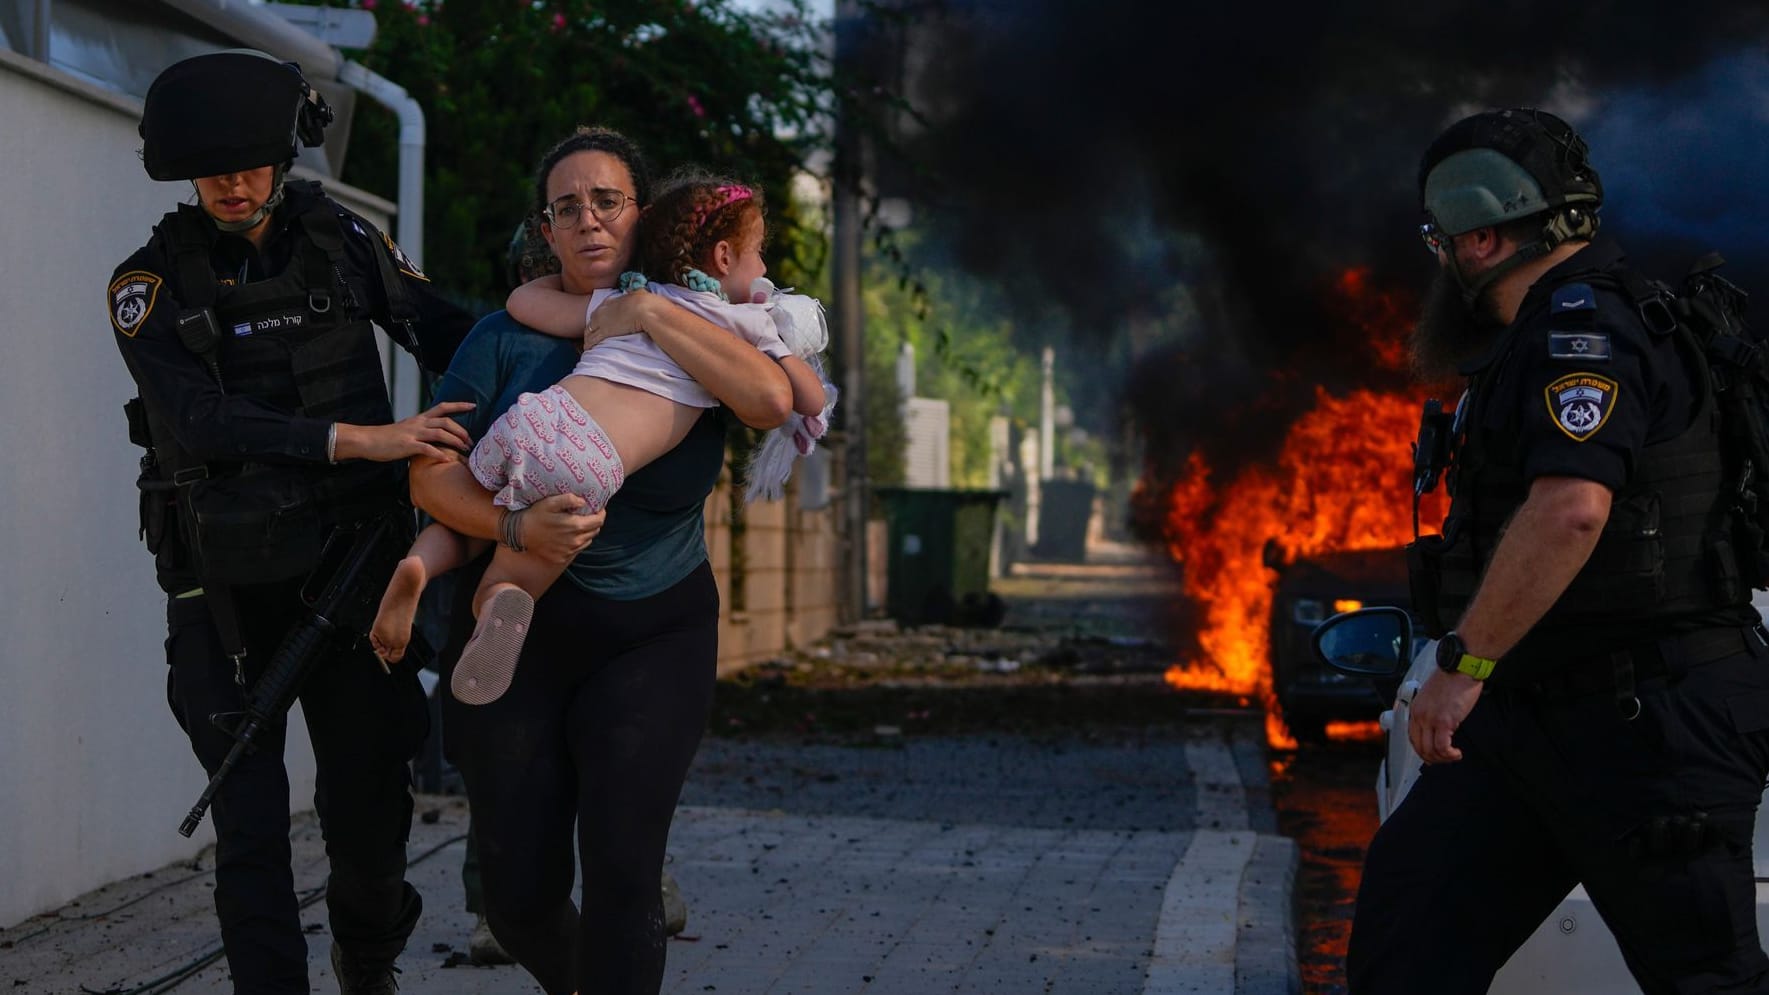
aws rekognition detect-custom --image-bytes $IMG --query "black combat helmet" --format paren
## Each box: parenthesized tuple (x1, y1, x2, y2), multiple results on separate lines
(139, 50, 332, 182)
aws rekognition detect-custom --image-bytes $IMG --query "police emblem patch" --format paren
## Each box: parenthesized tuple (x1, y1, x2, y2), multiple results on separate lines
(1545, 372, 1619, 441)
(382, 232, 428, 281)
(108, 270, 163, 337)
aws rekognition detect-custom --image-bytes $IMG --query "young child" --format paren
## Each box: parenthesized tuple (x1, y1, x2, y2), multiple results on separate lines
(370, 170, 835, 706)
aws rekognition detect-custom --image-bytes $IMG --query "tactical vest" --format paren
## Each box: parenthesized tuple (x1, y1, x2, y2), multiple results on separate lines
(1410, 278, 1738, 640)
(144, 183, 407, 585)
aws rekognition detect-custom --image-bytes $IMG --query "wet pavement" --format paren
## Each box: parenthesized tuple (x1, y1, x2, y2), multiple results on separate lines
(1270, 741, 1383, 995)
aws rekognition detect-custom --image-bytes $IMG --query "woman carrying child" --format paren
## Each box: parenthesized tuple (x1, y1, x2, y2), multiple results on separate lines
(404, 128, 799, 995)
(373, 168, 833, 705)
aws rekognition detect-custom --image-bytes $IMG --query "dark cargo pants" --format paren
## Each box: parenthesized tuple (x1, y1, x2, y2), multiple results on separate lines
(1348, 628, 1769, 995)
(165, 579, 427, 994)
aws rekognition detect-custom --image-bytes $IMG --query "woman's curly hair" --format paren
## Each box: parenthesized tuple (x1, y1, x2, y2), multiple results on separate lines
(636, 167, 766, 290)
(532, 125, 651, 214)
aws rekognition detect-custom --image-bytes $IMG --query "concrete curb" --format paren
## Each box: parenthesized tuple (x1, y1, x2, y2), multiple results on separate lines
(1142, 830, 1299, 995)
(1236, 834, 1301, 995)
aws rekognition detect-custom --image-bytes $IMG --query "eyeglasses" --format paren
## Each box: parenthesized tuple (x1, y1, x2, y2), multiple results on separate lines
(543, 189, 637, 230)
(1418, 220, 1452, 257)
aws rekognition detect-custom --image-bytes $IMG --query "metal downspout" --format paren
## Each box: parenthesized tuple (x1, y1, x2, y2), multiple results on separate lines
(336, 61, 424, 270)
(337, 61, 425, 408)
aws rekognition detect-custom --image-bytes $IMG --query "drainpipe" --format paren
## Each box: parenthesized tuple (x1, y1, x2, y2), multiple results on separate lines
(336, 61, 424, 270)
(337, 61, 425, 410)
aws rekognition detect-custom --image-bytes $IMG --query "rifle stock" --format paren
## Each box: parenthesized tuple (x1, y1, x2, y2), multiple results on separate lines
(178, 511, 423, 837)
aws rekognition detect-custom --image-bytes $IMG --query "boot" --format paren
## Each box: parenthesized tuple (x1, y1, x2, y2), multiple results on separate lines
(662, 869, 688, 936)
(331, 941, 400, 995)
(468, 914, 515, 965)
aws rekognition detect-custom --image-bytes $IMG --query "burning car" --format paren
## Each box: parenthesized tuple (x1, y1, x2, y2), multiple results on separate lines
(1265, 542, 1408, 742)
(1314, 605, 1769, 993)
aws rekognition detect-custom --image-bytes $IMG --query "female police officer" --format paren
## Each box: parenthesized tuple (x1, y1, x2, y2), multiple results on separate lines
(110, 51, 479, 994)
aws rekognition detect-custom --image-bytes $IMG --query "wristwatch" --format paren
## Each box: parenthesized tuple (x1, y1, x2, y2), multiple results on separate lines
(1436, 631, 1498, 681)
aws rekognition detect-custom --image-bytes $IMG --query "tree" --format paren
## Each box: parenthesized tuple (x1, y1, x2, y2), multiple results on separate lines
(861, 237, 1043, 488)
(304, 0, 833, 305)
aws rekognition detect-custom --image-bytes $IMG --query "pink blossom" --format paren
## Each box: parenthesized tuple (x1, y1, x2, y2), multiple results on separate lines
(417, 12, 430, 24)
(552, 12, 566, 30)
(686, 94, 706, 118)
(361, 0, 377, 9)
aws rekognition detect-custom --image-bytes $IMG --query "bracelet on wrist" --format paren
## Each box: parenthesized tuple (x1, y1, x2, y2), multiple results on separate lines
(500, 508, 527, 553)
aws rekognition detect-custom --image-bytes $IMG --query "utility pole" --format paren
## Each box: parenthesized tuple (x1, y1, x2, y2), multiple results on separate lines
(831, 0, 869, 622)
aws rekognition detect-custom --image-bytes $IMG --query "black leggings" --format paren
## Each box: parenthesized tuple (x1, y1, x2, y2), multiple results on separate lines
(443, 561, 719, 995)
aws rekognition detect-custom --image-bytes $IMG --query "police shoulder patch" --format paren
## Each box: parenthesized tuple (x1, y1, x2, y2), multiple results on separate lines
(109, 270, 163, 337)
(1545, 372, 1619, 442)
(382, 232, 428, 282)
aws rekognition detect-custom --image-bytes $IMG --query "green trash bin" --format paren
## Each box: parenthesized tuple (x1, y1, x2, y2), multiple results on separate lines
(874, 487, 1007, 627)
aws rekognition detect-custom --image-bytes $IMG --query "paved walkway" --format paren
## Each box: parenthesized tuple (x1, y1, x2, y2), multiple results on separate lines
(0, 723, 1295, 995)
(1, 555, 1299, 993)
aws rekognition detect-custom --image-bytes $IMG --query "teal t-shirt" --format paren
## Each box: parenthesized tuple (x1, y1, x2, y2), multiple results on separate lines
(433, 310, 724, 599)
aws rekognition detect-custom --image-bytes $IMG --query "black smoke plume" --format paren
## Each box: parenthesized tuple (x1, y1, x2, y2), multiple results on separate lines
(860, 0, 1769, 494)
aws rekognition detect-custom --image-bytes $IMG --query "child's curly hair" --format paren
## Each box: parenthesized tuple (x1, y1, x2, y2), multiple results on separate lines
(636, 167, 766, 291)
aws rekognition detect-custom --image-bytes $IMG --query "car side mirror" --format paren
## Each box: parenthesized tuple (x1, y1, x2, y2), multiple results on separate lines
(1312, 606, 1413, 679)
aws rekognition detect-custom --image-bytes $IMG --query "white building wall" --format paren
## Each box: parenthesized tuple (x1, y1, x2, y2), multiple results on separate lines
(0, 49, 398, 928)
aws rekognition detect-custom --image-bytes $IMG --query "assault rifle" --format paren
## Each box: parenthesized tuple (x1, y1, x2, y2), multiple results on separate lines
(178, 511, 429, 837)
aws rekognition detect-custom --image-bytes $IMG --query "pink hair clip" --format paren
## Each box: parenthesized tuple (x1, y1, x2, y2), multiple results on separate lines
(694, 184, 755, 231)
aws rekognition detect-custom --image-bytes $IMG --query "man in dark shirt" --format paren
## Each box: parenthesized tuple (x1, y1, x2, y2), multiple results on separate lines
(111, 51, 475, 994)
(1349, 108, 1769, 994)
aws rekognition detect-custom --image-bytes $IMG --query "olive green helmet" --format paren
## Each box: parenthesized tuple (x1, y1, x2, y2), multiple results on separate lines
(1418, 108, 1603, 237)
(1418, 109, 1603, 302)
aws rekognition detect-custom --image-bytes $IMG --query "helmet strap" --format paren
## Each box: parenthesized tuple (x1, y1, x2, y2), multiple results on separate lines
(1453, 242, 1545, 307)
(1450, 207, 1595, 307)
(202, 162, 289, 233)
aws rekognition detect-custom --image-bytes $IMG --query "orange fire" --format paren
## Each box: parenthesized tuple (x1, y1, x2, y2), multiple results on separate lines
(1324, 720, 1385, 742)
(1161, 269, 1448, 748)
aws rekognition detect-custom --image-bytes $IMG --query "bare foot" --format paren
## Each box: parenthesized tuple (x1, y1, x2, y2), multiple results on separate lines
(451, 584, 535, 706)
(369, 555, 428, 665)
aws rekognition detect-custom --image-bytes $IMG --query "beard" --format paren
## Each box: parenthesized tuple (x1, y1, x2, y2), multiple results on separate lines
(1409, 267, 1503, 384)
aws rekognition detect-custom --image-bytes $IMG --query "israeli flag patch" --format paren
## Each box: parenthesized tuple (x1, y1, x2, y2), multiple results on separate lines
(1549, 332, 1611, 361)
(1551, 283, 1598, 313)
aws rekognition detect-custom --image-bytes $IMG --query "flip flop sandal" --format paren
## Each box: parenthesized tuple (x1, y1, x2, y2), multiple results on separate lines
(450, 587, 535, 705)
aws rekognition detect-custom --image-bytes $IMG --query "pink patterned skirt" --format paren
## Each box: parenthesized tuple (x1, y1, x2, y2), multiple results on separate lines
(469, 385, 625, 512)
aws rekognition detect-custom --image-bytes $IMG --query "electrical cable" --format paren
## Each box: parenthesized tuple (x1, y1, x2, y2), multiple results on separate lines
(71, 830, 467, 995)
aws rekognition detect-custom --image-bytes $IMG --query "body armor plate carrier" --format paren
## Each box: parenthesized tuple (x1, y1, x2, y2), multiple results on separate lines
(1410, 263, 1748, 640)
(136, 182, 409, 585)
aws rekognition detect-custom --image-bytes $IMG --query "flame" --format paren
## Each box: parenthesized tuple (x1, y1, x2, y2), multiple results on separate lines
(1161, 269, 1449, 747)
(1325, 720, 1384, 742)
(1334, 267, 1411, 374)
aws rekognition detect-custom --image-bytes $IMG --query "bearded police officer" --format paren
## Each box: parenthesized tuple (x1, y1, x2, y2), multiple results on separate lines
(1349, 108, 1769, 993)
(111, 52, 476, 994)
